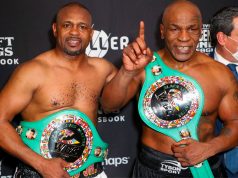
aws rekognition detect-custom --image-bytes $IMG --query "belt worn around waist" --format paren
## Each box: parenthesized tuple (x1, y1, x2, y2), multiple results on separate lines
(16, 109, 108, 176)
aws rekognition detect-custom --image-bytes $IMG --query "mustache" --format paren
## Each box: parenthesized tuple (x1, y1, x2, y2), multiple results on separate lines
(66, 36, 82, 42)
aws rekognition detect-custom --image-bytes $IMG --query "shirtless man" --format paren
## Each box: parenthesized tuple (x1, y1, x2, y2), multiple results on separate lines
(0, 2, 116, 178)
(102, 0, 238, 177)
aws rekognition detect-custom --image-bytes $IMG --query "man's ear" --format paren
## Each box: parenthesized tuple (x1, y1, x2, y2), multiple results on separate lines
(160, 24, 165, 39)
(52, 23, 57, 37)
(216, 31, 227, 46)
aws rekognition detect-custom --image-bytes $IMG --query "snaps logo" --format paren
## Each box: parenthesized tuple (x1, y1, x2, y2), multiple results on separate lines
(103, 156, 130, 167)
(0, 37, 19, 66)
(196, 24, 213, 55)
(86, 29, 129, 58)
(160, 160, 188, 175)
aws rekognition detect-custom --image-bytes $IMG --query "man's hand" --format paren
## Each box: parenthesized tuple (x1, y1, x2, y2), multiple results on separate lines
(171, 138, 211, 167)
(37, 158, 70, 178)
(122, 21, 152, 75)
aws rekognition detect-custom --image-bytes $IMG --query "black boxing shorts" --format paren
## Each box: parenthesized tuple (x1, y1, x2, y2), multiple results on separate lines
(14, 161, 104, 178)
(132, 144, 226, 178)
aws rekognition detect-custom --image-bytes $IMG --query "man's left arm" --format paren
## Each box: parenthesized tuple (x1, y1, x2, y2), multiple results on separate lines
(208, 75, 238, 152)
(172, 74, 238, 167)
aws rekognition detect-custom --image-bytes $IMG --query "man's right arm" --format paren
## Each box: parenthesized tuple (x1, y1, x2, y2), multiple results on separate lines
(0, 62, 70, 178)
(101, 66, 142, 111)
(101, 21, 152, 112)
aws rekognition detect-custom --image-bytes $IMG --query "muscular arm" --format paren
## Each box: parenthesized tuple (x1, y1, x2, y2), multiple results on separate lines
(101, 66, 142, 111)
(0, 62, 69, 177)
(172, 71, 238, 166)
(208, 75, 238, 153)
(0, 63, 44, 167)
(101, 21, 152, 112)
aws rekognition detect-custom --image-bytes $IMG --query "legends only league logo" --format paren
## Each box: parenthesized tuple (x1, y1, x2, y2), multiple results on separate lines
(48, 123, 86, 162)
(196, 24, 213, 55)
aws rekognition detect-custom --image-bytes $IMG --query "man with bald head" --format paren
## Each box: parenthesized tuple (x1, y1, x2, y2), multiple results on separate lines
(102, 0, 238, 177)
(0, 2, 117, 178)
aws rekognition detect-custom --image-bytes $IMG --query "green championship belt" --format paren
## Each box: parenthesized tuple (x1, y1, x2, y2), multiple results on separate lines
(16, 109, 108, 176)
(138, 52, 214, 178)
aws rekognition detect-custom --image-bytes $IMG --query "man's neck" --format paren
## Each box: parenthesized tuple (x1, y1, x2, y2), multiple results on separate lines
(161, 49, 196, 71)
(53, 48, 88, 70)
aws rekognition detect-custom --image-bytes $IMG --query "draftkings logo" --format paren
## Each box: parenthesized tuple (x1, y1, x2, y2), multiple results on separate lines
(86, 29, 129, 58)
(97, 114, 125, 123)
(0, 37, 19, 66)
(196, 24, 213, 55)
(97, 106, 125, 123)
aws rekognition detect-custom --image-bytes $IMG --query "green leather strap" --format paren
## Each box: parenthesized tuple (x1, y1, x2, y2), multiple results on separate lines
(138, 52, 214, 178)
(17, 109, 108, 176)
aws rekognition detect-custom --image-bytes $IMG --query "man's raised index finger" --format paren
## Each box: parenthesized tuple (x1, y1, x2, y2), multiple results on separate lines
(139, 21, 145, 40)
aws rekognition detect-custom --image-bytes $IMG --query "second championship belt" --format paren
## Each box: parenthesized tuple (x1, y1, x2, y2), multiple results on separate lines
(18, 109, 108, 176)
(138, 52, 214, 178)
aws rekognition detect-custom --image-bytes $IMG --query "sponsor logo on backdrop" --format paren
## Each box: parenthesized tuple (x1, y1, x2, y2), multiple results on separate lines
(86, 29, 129, 58)
(97, 107, 125, 123)
(0, 37, 19, 66)
(98, 115, 125, 123)
(103, 156, 130, 167)
(196, 24, 213, 55)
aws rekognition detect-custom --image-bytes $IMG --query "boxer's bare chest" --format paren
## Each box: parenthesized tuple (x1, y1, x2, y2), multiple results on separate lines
(31, 67, 104, 113)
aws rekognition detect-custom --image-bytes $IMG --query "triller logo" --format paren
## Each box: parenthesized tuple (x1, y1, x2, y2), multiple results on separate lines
(86, 29, 129, 58)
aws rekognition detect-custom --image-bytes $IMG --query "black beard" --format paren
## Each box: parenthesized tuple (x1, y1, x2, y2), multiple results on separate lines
(63, 48, 82, 56)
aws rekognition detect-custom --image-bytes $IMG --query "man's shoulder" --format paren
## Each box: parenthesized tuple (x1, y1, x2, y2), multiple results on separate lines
(195, 52, 233, 79)
(196, 52, 225, 68)
(18, 58, 46, 73)
(88, 56, 112, 64)
(88, 56, 116, 70)
(14, 51, 51, 79)
(87, 57, 117, 81)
